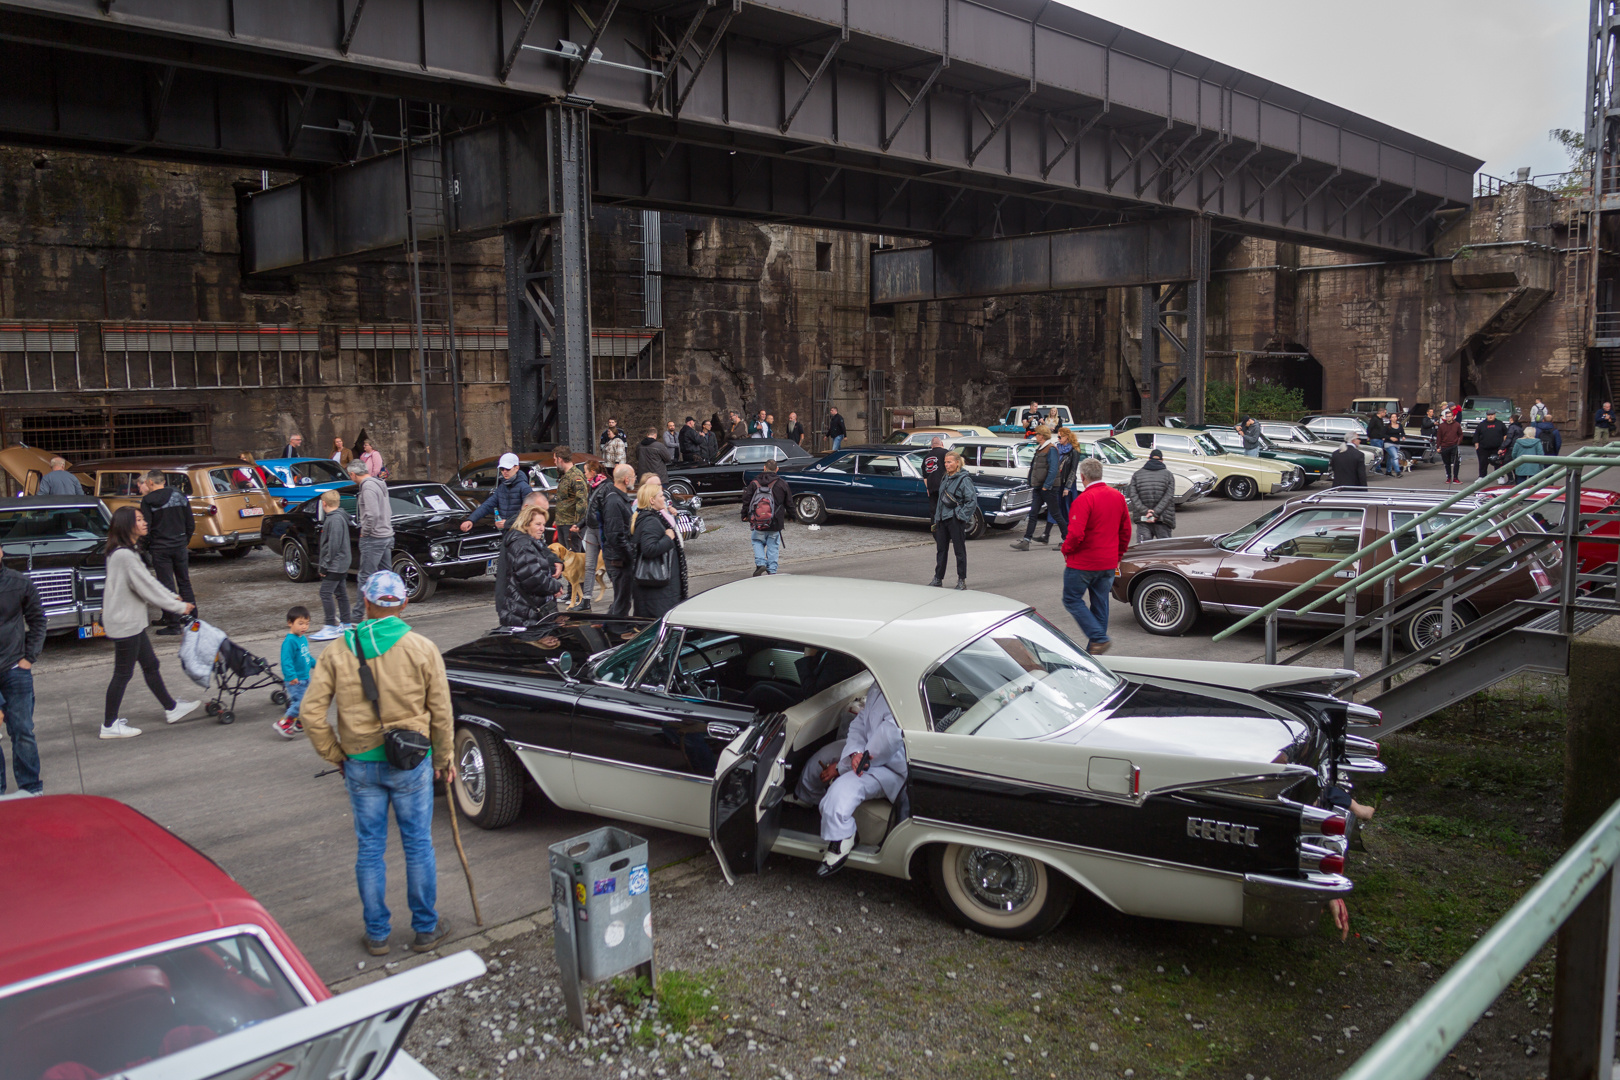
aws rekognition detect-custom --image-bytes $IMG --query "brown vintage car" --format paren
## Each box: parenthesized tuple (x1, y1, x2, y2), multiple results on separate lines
(0, 446, 278, 557)
(1114, 488, 1556, 651)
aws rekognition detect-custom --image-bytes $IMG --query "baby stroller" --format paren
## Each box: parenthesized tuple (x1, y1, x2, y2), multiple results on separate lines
(205, 638, 287, 725)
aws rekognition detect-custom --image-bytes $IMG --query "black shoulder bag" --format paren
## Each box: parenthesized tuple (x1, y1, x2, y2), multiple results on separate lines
(354, 628, 431, 771)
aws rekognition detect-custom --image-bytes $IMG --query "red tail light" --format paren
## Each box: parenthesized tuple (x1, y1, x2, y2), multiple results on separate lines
(1321, 816, 1348, 836)
(204, 504, 219, 516)
(1320, 854, 1345, 875)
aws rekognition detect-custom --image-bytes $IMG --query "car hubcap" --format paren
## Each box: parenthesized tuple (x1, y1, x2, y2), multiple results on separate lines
(285, 546, 302, 577)
(957, 848, 1038, 913)
(397, 559, 422, 596)
(1412, 609, 1463, 650)
(1140, 583, 1184, 629)
(1232, 479, 1254, 499)
(799, 497, 821, 520)
(457, 740, 486, 808)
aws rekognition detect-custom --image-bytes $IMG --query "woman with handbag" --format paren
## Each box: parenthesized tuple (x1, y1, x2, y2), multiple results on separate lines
(930, 451, 978, 590)
(497, 499, 567, 627)
(631, 483, 688, 619)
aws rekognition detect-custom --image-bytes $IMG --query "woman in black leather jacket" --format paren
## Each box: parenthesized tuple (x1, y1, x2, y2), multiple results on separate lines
(631, 483, 689, 619)
(498, 499, 565, 627)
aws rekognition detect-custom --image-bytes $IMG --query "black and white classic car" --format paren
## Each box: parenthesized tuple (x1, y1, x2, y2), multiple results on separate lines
(443, 577, 1376, 939)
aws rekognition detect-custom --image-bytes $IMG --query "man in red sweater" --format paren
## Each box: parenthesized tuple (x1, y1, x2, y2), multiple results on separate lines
(1060, 457, 1133, 654)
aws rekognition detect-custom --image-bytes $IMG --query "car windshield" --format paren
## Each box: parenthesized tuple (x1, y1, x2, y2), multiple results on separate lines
(1192, 432, 1227, 456)
(1088, 438, 1136, 464)
(0, 932, 306, 1080)
(589, 622, 661, 686)
(386, 484, 470, 517)
(272, 460, 345, 486)
(922, 613, 1121, 739)
(1216, 505, 1288, 551)
(0, 506, 109, 553)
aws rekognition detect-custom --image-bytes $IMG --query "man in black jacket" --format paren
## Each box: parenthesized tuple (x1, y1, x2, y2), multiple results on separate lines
(1125, 449, 1177, 540)
(601, 464, 638, 618)
(1331, 435, 1369, 489)
(699, 420, 719, 464)
(636, 427, 673, 485)
(1474, 409, 1509, 479)
(678, 417, 704, 464)
(827, 408, 847, 451)
(139, 469, 197, 635)
(0, 566, 45, 794)
(918, 436, 948, 519)
(1010, 430, 1058, 551)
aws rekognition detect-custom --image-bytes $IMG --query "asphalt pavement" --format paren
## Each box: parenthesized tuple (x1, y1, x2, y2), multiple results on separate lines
(14, 457, 1462, 983)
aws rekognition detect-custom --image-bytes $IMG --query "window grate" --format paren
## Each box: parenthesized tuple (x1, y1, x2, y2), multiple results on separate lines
(1, 406, 212, 459)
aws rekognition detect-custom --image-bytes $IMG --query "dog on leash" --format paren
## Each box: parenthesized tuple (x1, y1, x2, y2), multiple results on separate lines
(547, 542, 605, 609)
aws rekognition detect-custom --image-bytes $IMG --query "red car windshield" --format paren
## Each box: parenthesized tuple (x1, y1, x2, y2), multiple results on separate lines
(0, 932, 306, 1080)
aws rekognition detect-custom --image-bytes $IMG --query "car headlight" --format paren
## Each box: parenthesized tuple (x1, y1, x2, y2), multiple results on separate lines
(429, 543, 449, 562)
(1000, 491, 1011, 508)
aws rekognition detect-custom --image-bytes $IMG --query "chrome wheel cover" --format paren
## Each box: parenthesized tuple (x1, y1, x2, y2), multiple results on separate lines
(1410, 608, 1464, 651)
(1139, 582, 1186, 630)
(283, 544, 303, 579)
(796, 495, 823, 521)
(395, 558, 424, 597)
(457, 738, 486, 809)
(957, 848, 1038, 913)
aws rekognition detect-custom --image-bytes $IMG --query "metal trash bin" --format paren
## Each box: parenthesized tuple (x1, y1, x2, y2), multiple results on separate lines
(550, 826, 655, 1028)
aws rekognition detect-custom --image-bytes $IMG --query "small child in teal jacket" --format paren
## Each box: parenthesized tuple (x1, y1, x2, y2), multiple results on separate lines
(275, 606, 313, 739)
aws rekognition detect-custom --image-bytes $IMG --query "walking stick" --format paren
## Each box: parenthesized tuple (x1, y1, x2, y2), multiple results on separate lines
(445, 770, 485, 926)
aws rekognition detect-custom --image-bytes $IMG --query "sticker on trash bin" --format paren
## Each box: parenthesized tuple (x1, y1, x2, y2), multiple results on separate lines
(577, 907, 589, 922)
(628, 864, 649, 896)
(593, 877, 617, 896)
(644, 912, 653, 938)
(604, 920, 626, 947)
(574, 882, 587, 905)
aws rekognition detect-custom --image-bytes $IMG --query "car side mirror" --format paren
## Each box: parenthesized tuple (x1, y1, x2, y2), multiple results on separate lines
(548, 654, 576, 681)
(1262, 546, 1280, 562)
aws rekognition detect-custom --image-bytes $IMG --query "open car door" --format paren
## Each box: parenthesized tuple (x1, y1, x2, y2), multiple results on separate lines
(709, 712, 788, 885)
(114, 951, 485, 1080)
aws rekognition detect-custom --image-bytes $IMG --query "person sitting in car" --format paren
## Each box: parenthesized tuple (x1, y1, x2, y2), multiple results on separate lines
(791, 683, 908, 878)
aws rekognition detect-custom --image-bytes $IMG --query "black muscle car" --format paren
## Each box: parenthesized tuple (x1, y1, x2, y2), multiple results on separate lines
(665, 438, 813, 502)
(442, 576, 1377, 940)
(0, 496, 109, 635)
(261, 482, 502, 603)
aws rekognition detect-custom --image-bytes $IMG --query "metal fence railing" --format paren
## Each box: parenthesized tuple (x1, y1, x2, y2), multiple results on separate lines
(1340, 797, 1620, 1080)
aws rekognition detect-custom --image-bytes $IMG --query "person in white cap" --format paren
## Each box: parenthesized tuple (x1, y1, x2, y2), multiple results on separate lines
(461, 452, 532, 532)
(301, 568, 454, 957)
(791, 683, 908, 877)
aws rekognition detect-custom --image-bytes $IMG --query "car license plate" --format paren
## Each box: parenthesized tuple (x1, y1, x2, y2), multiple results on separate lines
(239, 507, 265, 517)
(77, 623, 106, 639)
(487, 559, 497, 575)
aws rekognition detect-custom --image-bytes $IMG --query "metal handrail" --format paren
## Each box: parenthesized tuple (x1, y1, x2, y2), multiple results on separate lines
(1211, 444, 1620, 643)
(1339, 798, 1620, 1080)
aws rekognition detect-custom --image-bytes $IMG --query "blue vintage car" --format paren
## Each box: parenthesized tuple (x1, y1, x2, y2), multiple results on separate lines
(257, 457, 352, 510)
(749, 446, 1032, 539)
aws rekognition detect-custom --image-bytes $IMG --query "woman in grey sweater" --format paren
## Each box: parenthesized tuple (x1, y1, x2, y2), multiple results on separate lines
(100, 506, 199, 739)
(930, 452, 978, 589)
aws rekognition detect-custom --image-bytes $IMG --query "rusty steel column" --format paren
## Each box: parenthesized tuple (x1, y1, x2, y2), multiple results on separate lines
(1184, 217, 1210, 426)
(1139, 284, 1160, 427)
(548, 103, 594, 449)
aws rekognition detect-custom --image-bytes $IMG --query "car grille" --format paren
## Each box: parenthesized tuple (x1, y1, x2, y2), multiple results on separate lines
(1003, 488, 1032, 509)
(31, 568, 74, 609)
(458, 536, 501, 559)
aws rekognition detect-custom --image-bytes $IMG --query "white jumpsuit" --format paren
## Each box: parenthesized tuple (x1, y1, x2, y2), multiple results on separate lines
(794, 685, 908, 844)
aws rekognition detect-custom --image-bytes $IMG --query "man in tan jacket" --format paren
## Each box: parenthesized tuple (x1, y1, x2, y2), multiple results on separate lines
(301, 568, 454, 957)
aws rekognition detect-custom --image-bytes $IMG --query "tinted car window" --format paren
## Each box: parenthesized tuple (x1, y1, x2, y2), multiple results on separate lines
(1389, 510, 1506, 568)
(1216, 506, 1288, 551)
(980, 447, 1015, 468)
(388, 484, 469, 515)
(98, 472, 142, 497)
(458, 464, 499, 489)
(591, 622, 660, 686)
(1250, 509, 1366, 559)
(1132, 433, 1153, 449)
(856, 455, 902, 477)
(817, 455, 855, 474)
(733, 445, 775, 464)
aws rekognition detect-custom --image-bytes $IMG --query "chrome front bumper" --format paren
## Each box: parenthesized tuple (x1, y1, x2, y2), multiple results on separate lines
(44, 603, 100, 632)
(1242, 871, 1352, 937)
(988, 506, 1031, 525)
(202, 529, 264, 548)
(1176, 479, 1215, 504)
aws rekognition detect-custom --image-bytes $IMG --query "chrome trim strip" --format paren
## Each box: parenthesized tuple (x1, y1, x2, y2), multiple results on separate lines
(911, 754, 1142, 805)
(909, 814, 1245, 881)
(0, 923, 321, 1006)
(507, 738, 569, 759)
(571, 750, 714, 786)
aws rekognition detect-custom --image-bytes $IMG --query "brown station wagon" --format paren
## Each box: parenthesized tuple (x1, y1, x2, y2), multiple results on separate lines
(1114, 488, 1556, 651)
(0, 447, 278, 557)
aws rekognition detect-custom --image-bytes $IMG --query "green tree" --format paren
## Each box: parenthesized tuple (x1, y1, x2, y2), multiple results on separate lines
(1162, 380, 1307, 423)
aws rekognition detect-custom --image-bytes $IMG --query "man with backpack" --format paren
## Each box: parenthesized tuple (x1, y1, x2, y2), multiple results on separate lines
(743, 458, 791, 577)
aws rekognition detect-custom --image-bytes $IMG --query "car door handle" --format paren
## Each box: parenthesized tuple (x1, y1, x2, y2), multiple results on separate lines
(707, 722, 742, 740)
(1333, 570, 1357, 578)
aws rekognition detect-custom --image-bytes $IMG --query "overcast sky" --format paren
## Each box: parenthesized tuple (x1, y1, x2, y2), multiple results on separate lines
(1061, 0, 1589, 181)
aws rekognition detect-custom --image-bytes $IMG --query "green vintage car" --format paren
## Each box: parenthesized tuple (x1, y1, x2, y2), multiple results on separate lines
(1194, 425, 1332, 485)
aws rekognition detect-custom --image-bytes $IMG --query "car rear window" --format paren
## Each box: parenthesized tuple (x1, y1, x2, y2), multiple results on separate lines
(208, 468, 263, 494)
(0, 932, 306, 1080)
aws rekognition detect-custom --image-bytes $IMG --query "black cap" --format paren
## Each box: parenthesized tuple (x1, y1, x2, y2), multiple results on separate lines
(1148, 449, 1163, 460)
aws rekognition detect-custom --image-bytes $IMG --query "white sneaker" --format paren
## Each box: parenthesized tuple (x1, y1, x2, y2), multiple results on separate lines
(165, 700, 201, 725)
(100, 719, 142, 739)
(310, 624, 343, 641)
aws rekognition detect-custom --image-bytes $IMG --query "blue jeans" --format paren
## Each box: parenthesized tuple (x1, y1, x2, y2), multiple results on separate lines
(344, 757, 439, 941)
(1383, 443, 1401, 474)
(1063, 567, 1115, 645)
(357, 536, 393, 593)
(1244, 446, 1261, 458)
(284, 678, 307, 720)
(0, 665, 38, 793)
(830, 436, 843, 451)
(751, 530, 781, 573)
